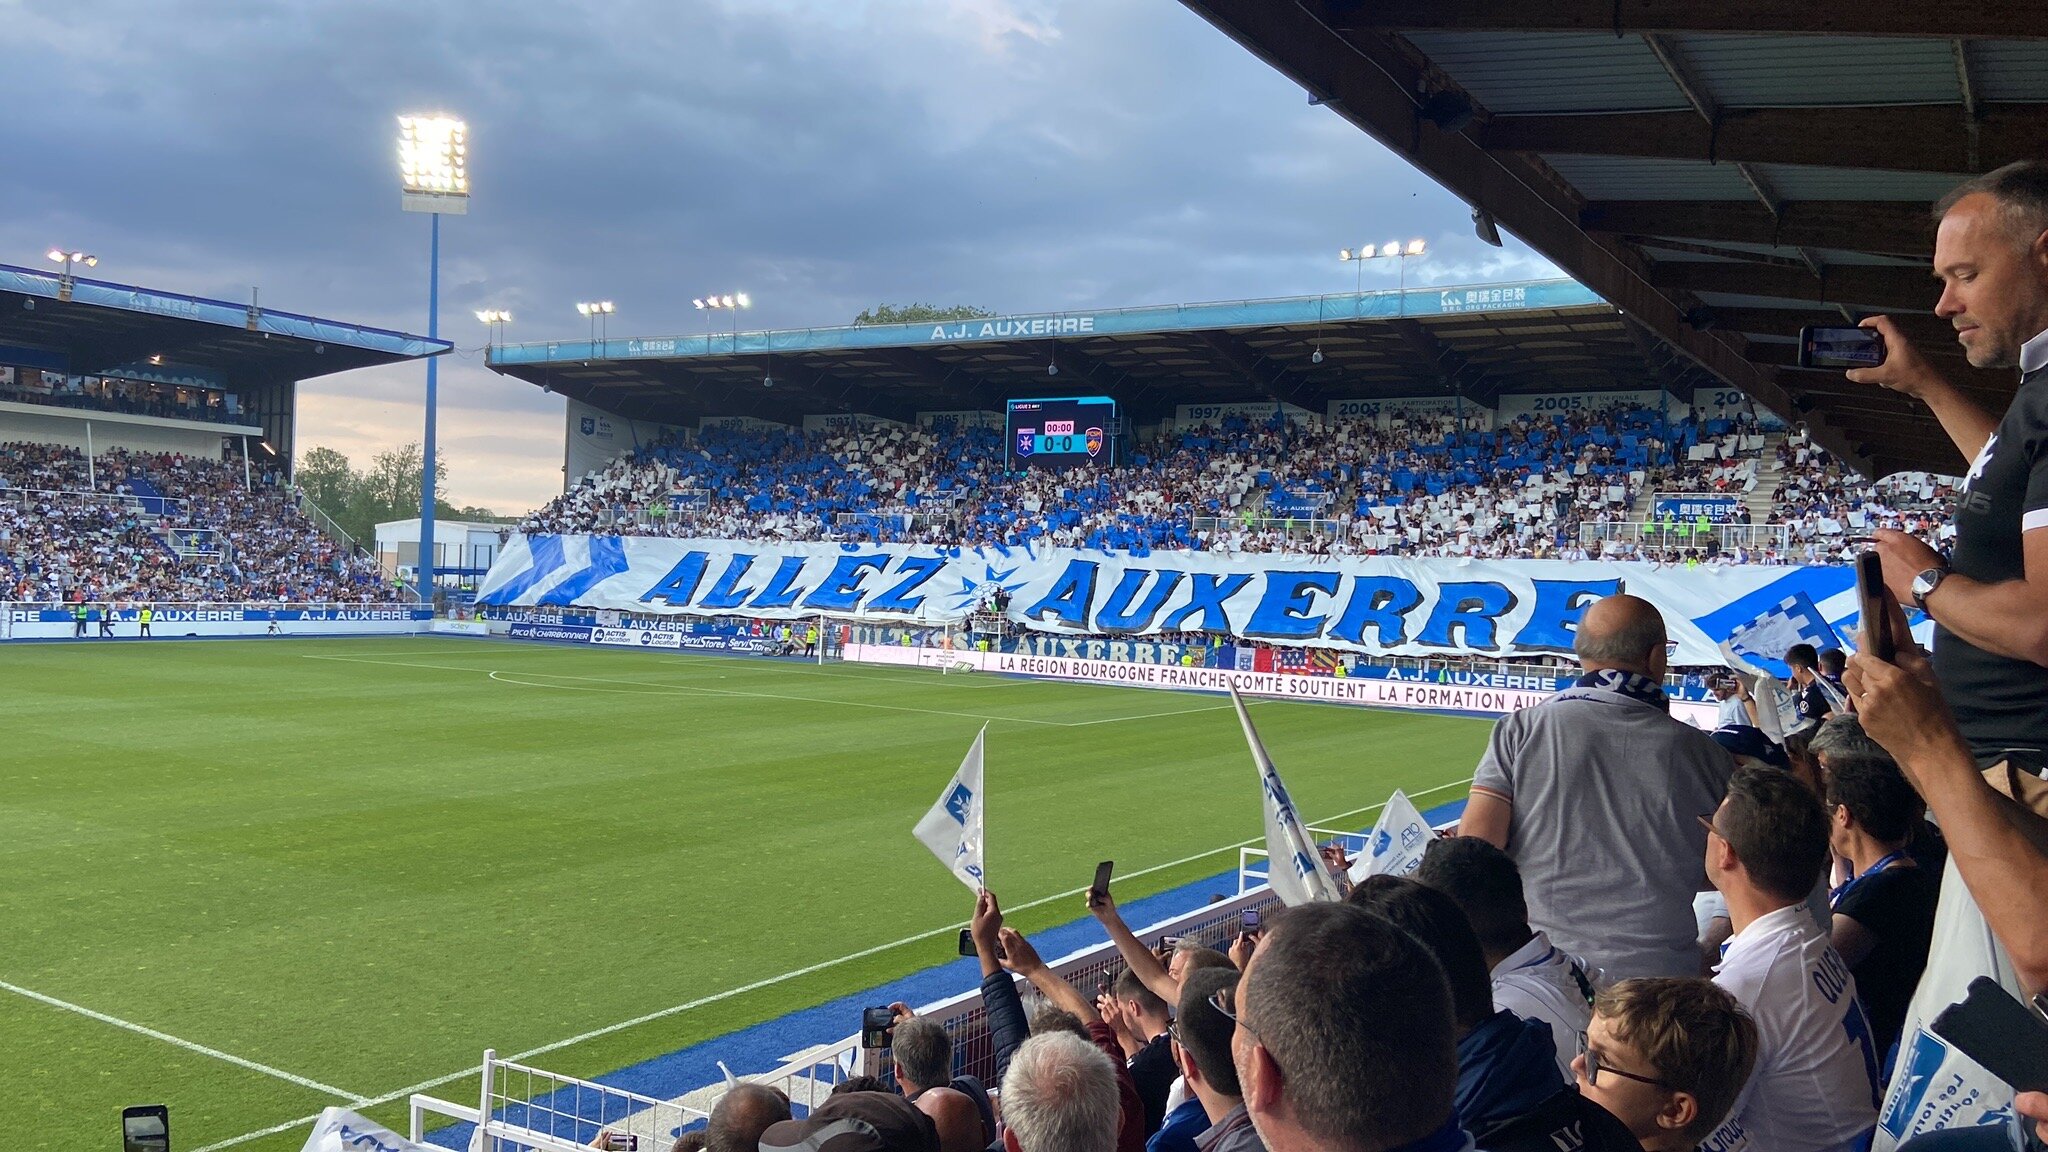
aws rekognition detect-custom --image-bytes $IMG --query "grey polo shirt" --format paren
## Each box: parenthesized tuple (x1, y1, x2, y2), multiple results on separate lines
(1473, 685, 1736, 979)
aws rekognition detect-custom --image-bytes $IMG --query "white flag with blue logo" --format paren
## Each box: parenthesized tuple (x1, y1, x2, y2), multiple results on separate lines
(914, 726, 986, 890)
(1349, 789, 1433, 883)
(1229, 688, 1343, 906)
(299, 1107, 440, 1152)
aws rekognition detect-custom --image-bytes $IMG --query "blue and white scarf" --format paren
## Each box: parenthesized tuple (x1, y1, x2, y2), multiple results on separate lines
(1561, 668, 1669, 712)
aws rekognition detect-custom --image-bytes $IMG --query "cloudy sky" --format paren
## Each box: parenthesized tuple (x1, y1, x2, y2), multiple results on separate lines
(4, 0, 1561, 513)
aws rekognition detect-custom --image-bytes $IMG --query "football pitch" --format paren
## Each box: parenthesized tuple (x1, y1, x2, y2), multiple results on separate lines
(1, 636, 1493, 1151)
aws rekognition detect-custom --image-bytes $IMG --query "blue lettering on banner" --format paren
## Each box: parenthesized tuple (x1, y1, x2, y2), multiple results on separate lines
(801, 554, 889, 612)
(1096, 569, 1184, 633)
(748, 555, 812, 610)
(866, 554, 946, 615)
(699, 553, 762, 611)
(1160, 572, 1251, 632)
(1512, 579, 1623, 652)
(1023, 559, 1099, 626)
(1416, 582, 1517, 651)
(1325, 576, 1424, 646)
(1243, 572, 1341, 640)
(641, 552, 711, 607)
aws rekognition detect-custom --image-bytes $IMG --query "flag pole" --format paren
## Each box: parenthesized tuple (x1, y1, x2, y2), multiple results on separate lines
(979, 722, 989, 890)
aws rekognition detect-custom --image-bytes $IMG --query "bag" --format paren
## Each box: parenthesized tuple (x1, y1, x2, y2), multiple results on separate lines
(1872, 773, 2048, 1152)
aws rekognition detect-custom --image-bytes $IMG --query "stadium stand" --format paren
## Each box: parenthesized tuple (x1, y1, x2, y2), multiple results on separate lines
(520, 406, 1942, 564)
(0, 441, 400, 603)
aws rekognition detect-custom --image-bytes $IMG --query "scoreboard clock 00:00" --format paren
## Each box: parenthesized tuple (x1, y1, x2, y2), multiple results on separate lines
(1006, 396, 1118, 469)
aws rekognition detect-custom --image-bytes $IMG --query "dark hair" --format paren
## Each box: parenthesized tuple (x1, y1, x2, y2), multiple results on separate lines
(1936, 161, 2048, 245)
(1176, 967, 1242, 1097)
(1115, 968, 1170, 1018)
(1720, 763, 1831, 902)
(831, 1075, 891, 1096)
(1347, 875, 1494, 1032)
(1030, 1006, 1090, 1040)
(1242, 902, 1457, 1151)
(671, 1133, 708, 1152)
(1414, 837, 1532, 960)
(1784, 644, 1819, 671)
(1825, 754, 1925, 845)
(1818, 648, 1847, 676)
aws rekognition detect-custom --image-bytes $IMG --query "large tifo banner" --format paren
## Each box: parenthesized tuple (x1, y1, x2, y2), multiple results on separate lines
(477, 535, 1873, 666)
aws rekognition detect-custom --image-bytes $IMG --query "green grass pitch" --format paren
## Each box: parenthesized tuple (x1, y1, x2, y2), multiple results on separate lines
(0, 636, 1494, 1151)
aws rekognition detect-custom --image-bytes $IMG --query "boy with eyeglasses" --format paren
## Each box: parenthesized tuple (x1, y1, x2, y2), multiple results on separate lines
(1573, 979, 1759, 1152)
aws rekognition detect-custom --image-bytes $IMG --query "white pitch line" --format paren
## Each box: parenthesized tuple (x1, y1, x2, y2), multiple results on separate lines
(0, 978, 367, 1103)
(191, 774, 1474, 1152)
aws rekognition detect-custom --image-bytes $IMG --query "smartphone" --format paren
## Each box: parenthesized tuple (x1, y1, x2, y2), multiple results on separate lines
(1159, 935, 1182, 952)
(1798, 325, 1885, 369)
(861, 1006, 895, 1049)
(1855, 551, 1896, 662)
(958, 928, 977, 957)
(1087, 860, 1114, 908)
(1240, 909, 1261, 933)
(1930, 976, 2048, 1092)
(122, 1105, 170, 1152)
(601, 1135, 640, 1152)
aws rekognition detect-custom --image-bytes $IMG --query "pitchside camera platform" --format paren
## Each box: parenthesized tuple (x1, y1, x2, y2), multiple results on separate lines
(1007, 396, 1118, 468)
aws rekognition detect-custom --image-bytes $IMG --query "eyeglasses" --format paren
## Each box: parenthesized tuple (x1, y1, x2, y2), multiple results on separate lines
(1208, 982, 1254, 1037)
(1578, 1034, 1671, 1090)
(1696, 814, 1725, 841)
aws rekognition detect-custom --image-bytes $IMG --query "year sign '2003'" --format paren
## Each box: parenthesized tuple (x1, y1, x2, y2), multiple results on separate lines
(1007, 396, 1116, 469)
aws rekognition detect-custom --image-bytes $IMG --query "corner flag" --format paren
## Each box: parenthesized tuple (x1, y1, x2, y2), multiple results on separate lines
(1229, 688, 1342, 906)
(915, 726, 986, 890)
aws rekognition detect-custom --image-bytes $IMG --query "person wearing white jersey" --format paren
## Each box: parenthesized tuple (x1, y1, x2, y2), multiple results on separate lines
(1416, 835, 1596, 1082)
(1702, 764, 1881, 1152)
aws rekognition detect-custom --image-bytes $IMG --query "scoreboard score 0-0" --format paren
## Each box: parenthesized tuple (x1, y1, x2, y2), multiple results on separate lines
(1006, 396, 1118, 469)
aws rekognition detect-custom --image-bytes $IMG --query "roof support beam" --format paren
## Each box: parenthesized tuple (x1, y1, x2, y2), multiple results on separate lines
(1648, 262, 1938, 312)
(1179, 0, 1875, 470)
(1581, 201, 1934, 259)
(1476, 105, 2048, 174)
(1390, 318, 1502, 406)
(1194, 330, 1324, 408)
(1322, 1, 2041, 40)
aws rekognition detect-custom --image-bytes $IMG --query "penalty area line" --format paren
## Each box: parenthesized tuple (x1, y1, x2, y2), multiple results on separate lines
(191, 772, 1474, 1152)
(0, 978, 368, 1104)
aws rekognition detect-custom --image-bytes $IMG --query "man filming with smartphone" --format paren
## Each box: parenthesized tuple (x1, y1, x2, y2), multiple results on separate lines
(1849, 160, 2048, 767)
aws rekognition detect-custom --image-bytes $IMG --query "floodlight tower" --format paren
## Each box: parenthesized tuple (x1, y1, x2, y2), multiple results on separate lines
(397, 114, 468, 605)
(46, 249, 98, 301)
(694, 292, 751, 350)
(1338, 238, 1427, 311)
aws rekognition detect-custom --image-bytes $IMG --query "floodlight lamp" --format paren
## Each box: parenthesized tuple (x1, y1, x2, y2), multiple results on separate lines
(1311, 348, 1324, 364)
(1339, 248, 1353, 261)
(1381, 242, 1402, 257)
(46, 248, 64, 262)
(735, 293, 750, 308)
(721, 295, 735, 308)
(576, 302, 593, 316)
(600, 301, 614, 314)
(693, 298, 706, 309)
(1406, 238, 1427, 255)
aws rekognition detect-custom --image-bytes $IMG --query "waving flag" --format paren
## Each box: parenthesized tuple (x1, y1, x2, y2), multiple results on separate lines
(914, 727, 986, 890)
(300, 1109, 440, 1152)
(1230, 688, 1343, 906)
(1349, 789, 1433, 882)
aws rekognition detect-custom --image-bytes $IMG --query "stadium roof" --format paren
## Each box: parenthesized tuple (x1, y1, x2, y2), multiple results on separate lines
(0, 262, 450, 387)
(1172, 2, 2048, 478)
(487, 278, 1723, 426)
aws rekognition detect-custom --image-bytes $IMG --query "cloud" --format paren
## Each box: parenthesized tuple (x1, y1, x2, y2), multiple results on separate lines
(2, 0, 1563, 513)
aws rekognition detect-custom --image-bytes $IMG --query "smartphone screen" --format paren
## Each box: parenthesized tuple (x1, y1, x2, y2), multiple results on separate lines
(861, 1007, 895, 1048)
(958, 928, 976, 957)
(1240, 909, 1260, 933)
(1855, 552, 1896, 662)
(123, 1106, 170, 1152)
(1799, 325, 1885, 369)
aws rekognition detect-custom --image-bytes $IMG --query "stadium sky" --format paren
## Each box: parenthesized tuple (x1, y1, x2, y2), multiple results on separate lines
(4, 0, 1562, 514)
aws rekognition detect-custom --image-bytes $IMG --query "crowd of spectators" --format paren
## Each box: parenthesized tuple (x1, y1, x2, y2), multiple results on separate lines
(0, 441, 398, 603)
(0, 369, 248, 426)
(522, 405, 1934, 564)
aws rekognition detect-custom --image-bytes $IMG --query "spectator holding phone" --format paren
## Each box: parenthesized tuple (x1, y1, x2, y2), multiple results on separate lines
(998, 923, 1150, 1152)
(1849, 160, 2048, 765)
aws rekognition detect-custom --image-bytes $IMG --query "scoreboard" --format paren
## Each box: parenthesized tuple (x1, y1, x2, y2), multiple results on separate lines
(1006, 396, 1118, 469)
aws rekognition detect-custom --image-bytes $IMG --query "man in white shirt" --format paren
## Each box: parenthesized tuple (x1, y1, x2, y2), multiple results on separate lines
(1415, 835, 1594, 1081)
(1702, 764, 1880, 1152)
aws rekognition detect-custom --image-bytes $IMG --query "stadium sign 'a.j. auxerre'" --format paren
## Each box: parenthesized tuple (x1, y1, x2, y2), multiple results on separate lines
(477, 535, 1884, 667)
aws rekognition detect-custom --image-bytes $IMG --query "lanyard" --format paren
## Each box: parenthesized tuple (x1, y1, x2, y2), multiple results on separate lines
(1830, 851, 1909, 909)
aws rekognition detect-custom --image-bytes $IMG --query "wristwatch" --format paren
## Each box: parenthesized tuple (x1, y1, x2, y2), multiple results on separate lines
(1911, 566, 1950, 610)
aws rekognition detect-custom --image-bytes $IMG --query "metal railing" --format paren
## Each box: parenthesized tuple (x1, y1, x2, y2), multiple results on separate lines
(1579, 521, 1793, 552)
(1, 485, 146, 515)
